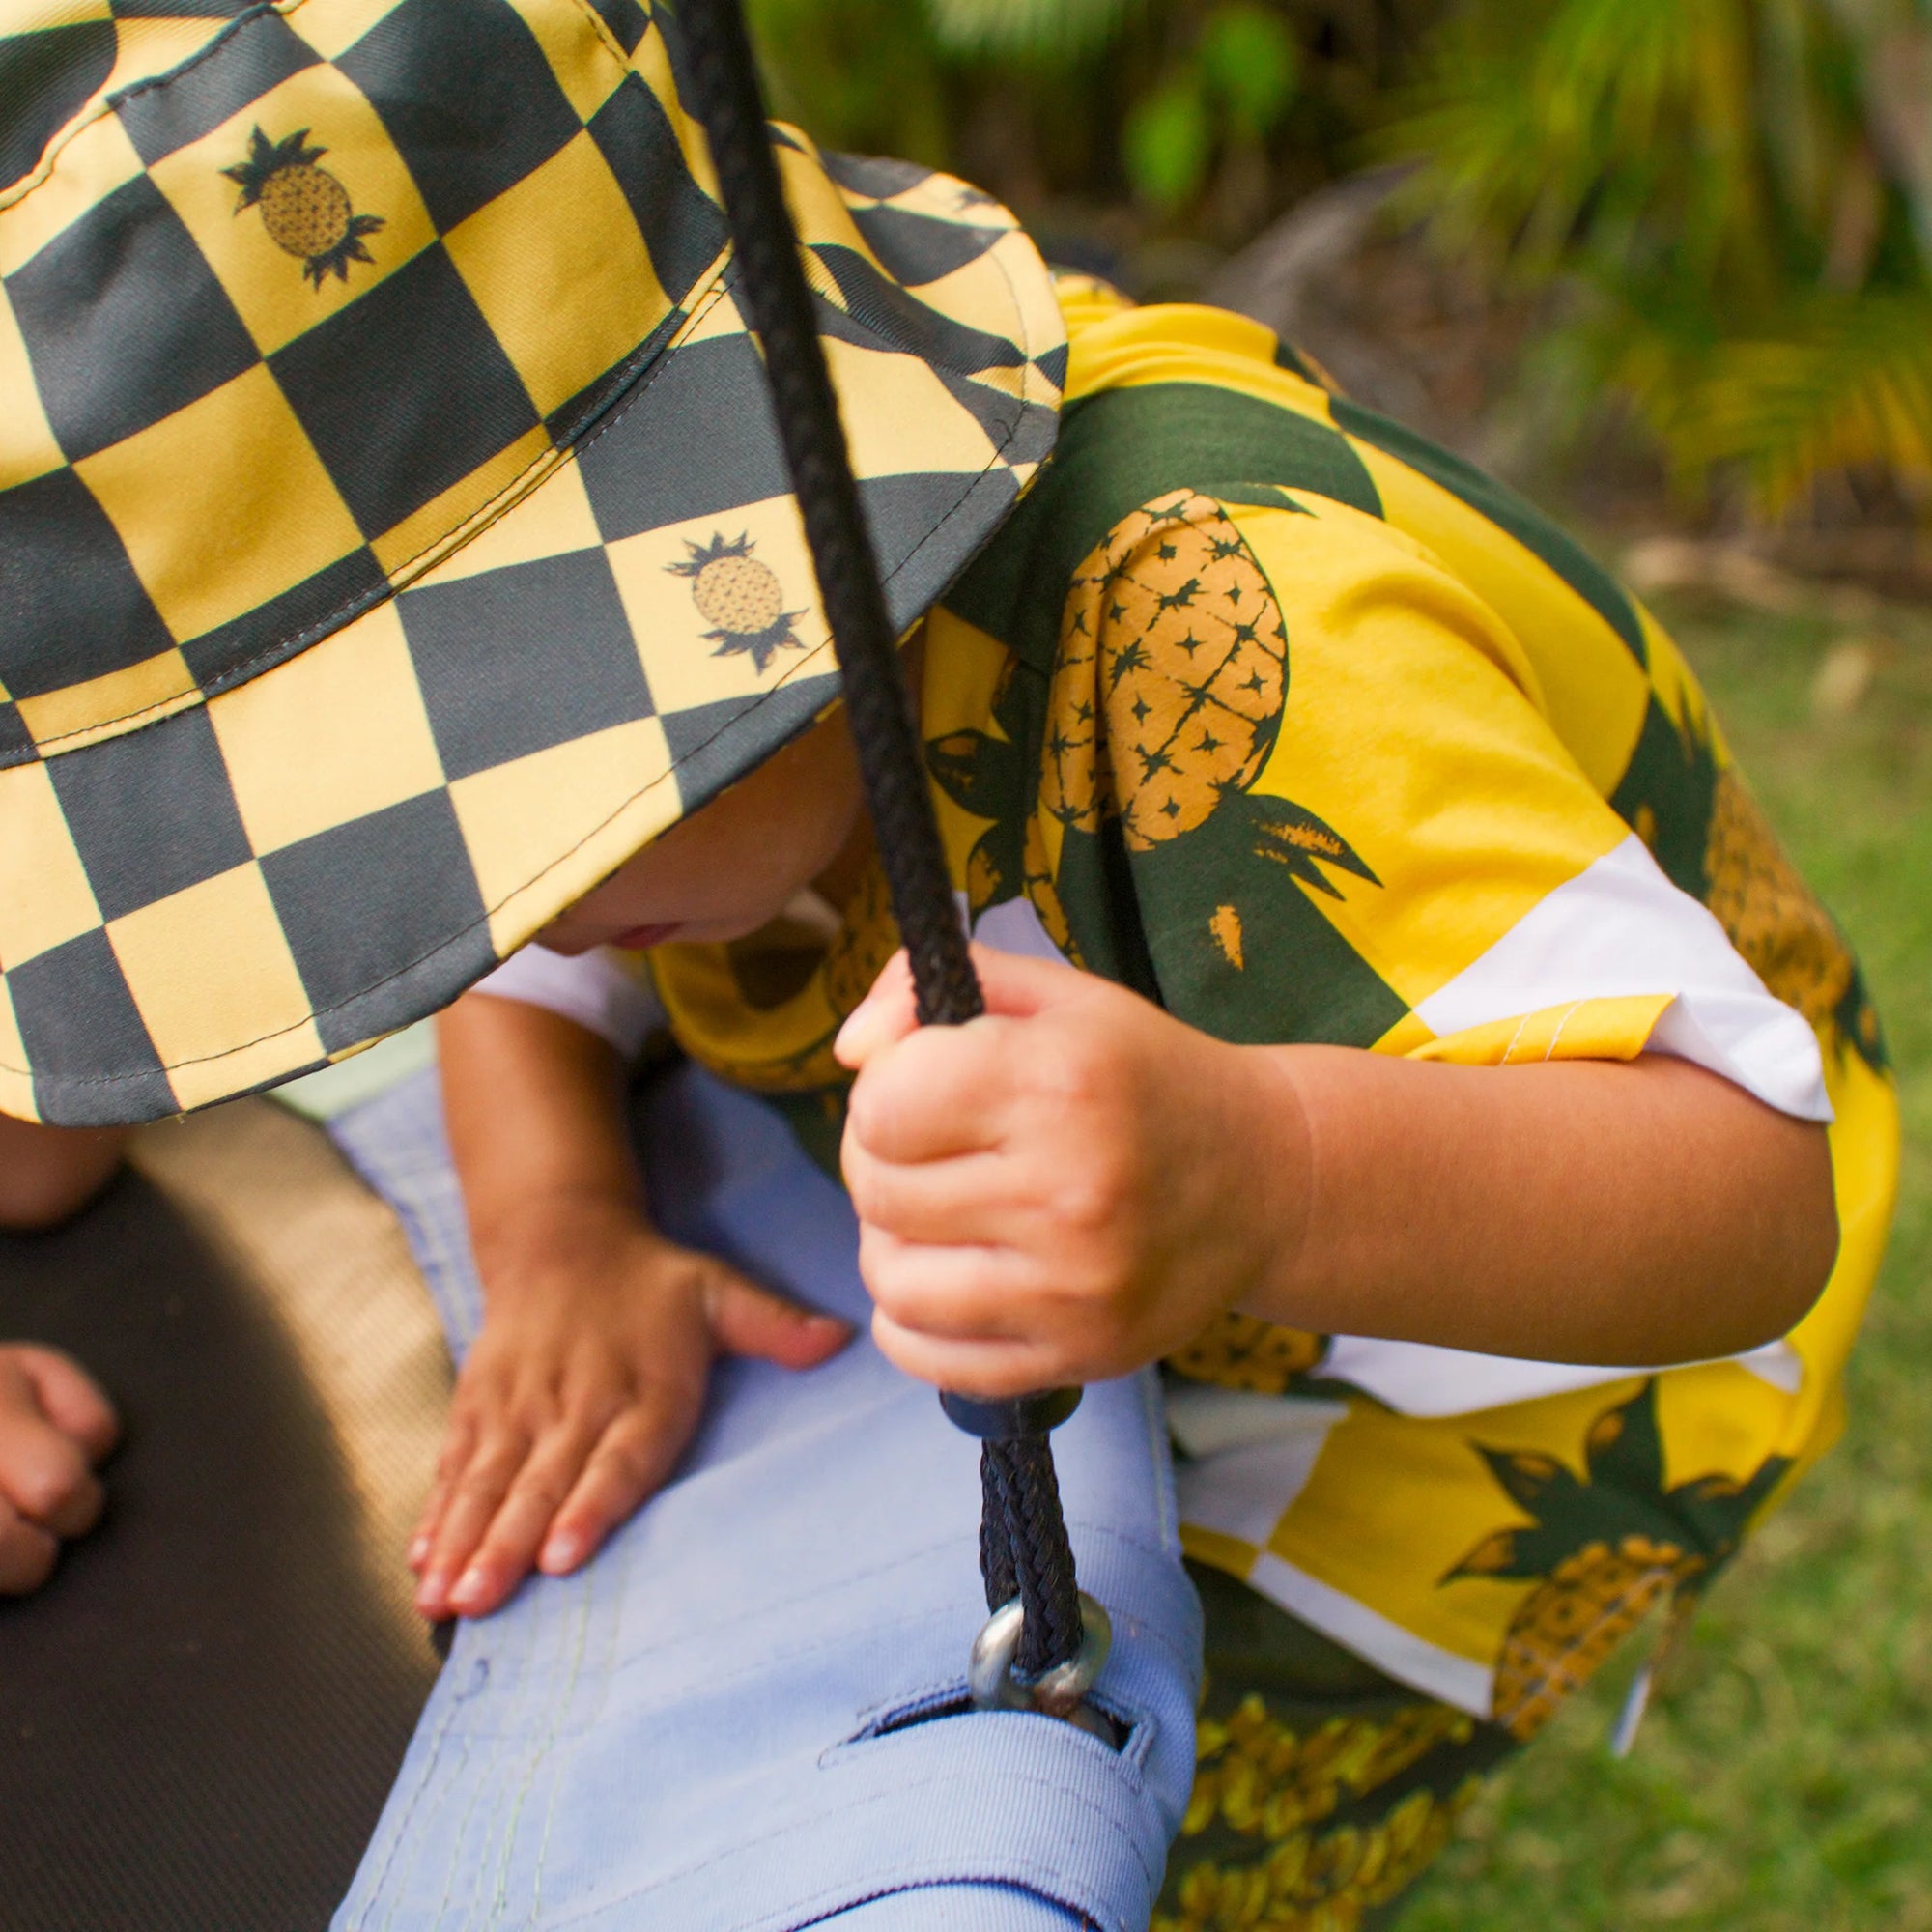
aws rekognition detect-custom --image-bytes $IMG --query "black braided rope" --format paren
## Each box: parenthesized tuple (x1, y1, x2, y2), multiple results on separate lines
(676, 0, 1087, 1681)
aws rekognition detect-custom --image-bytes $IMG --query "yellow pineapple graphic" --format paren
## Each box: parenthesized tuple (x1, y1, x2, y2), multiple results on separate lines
(1043, 493, 1376, 898)
(1167, 1310, 1322, 1394)
(1447, 1381, 1788, 1740)
(1046, 492, 1299, 852)
(224, 128, 384, 287)
(1621, 685, 1882, 1066)
(668, 532, 806, 671)
(1705, 770, 1858, 1037)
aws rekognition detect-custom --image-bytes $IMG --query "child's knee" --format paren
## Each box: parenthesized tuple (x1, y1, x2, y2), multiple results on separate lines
(0, 1118, 129, 1233)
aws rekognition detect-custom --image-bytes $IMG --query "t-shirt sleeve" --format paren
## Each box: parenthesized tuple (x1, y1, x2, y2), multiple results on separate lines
(469, 942, 666, 1059)
(1021, 487, 1827, 1121)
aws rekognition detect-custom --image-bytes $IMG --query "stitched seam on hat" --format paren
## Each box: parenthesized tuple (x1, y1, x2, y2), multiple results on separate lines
(9, 213, 1052, 1094)
(18, 276, 733, 762)
(1, 0, 294, 212)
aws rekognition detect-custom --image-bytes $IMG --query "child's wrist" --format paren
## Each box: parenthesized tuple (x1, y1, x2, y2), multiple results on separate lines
(469, 1182, 660, 1298)
(1222, 1040, 1321, 1329)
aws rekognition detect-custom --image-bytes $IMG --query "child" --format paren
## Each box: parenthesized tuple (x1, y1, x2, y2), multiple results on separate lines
(0, 2, 1893, 1925)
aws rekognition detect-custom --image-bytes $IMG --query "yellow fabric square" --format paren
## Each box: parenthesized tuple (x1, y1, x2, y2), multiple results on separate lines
(209, 599, 443, 855)
(0, 977, 35, 1123)
(1233, 497, 1628, 1010)
(444, 129, 669, 422)
(607, 497, 836, 718)
(108, 863, 325, 1109)
(77, 363, 365, 643)
(674, 281, 745, 348)
(100, 15, 228, 96)
(1407, 993, 1671, 1069)
(0, 109, 143, 275)
(0, 758, 103, 968)
(822, 334, 997, 479)
(413, 453, 602, 586)
(16, 646, 197, 752)
(634, 32, 718, 203)
(447, 717, 676, 952)
(148, 68, 437, 357)
(504, 0, 629, 122)
(371, 426, 552, 580)
(0, 284, 64, 488)
(1353, 441, 1652, 800)
(283, 0, 411, 61)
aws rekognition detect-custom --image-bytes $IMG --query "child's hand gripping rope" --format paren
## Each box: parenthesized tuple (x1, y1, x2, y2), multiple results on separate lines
(836, 946, 1301, 1398)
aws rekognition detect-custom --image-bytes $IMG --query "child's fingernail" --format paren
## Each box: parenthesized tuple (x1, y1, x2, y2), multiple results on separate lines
(450, 1567, 487, 1607)
(541, 1532, 583, 1573)
(407, 1534, 430, 1567)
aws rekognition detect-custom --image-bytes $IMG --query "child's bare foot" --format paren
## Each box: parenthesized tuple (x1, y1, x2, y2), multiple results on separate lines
(0, 1116, 128, 1232)
(0, 1344, 119, 1595)
(410, 1196, 848, 1620)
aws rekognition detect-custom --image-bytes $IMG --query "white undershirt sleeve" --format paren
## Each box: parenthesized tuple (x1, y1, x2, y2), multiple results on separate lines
(469, 943, 666, 1061)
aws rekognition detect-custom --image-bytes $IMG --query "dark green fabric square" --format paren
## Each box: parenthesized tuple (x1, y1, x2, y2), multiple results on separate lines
(267, 241, 539, 539)
(261, 790, 493, 1053)
(0, 19, 115, 190)
(397, 548, 653, 782)
(0, 467, 176, 705)
(6, 173, 260, 462)
(337, 0, 580, 235)
(116, 8, 320, 165)
(47, 706, 255, 922)
(587, 71, 729, 308)
(10, 929, 176, 1125)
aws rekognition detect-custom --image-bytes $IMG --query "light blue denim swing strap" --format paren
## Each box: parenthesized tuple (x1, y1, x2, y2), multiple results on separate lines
(326, 1061, 1203, 1931)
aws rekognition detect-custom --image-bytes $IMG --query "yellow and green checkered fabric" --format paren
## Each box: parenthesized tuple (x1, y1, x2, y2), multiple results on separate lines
(0, 0, 1065, 1123)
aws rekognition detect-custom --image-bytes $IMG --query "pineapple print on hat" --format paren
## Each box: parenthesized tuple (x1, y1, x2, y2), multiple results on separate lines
(1446, 1379, 1789, 1741)
(668, 533, 807, 672)
(223, 128, 384, 288)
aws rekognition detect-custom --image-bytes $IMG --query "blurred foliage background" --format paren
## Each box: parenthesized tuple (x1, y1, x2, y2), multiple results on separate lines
(749, 0, 1932, 546)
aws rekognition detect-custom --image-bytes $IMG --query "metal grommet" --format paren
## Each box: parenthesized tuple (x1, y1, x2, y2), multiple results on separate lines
(968, 1592, 1113, 1737)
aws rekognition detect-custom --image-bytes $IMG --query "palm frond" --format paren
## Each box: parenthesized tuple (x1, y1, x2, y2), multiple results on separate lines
(923, 0, 1139, 59)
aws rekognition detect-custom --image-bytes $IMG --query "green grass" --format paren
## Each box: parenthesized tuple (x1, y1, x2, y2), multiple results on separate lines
(1402, 594, 1932, 1932)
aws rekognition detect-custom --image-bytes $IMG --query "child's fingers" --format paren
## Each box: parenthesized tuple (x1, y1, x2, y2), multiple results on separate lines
(844, 1020, 1022, 1166)
(0, 1356, 105, 1536)
(0, 1498, 58, 1596)
(446, 1419, 604, 1616)
(538, 1404, 689, 1576)
(833, 951, 917, 1068)
(856, 1224, 1037, 1341)
(703, 1268, 850, 1369)
(868, 1309, 1063, 1399)
(11, 1346, 118, 1463)
(409, 1413, 477, 1571)
(842, 1135, 1030, 1246)
(414, 1427, 529, 1618)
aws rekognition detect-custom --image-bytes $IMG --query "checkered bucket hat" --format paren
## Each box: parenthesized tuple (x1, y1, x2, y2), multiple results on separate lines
(0, 0, 1065, 1126)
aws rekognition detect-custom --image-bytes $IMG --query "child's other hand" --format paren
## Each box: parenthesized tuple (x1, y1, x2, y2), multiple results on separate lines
(411, 1199, 848, 1619)
(835, 948, 1305, 1397)
(0, 1344, 119, 1595)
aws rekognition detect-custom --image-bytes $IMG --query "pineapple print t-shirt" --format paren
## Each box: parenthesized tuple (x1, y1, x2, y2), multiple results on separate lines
(476, 276, 1899, 1739)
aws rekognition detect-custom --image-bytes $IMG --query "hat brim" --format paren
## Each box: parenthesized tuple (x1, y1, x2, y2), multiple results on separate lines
(0, 143, 1063, 1124)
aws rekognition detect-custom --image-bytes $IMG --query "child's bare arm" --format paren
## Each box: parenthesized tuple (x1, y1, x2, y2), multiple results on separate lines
(417, 993, 847, 1619)
(836, 948, 1837, 1398)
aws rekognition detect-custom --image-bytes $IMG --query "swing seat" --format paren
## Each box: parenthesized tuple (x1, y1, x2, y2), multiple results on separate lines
(0, 1101, 447, 1932)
